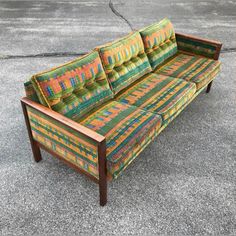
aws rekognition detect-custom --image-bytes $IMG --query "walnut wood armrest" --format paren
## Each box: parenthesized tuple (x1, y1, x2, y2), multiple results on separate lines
(175, 32, 222, 60)
(21, 97, 107, 206)
(21, 97, 105, 143)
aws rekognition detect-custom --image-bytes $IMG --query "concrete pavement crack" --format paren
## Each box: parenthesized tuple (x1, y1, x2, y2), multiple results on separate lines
(0, 0, 235, 61)
(221, 47, 236, 53)
(0, 47, 235, 60)
(109, 0, 134, 31)
(108, 0, 236, 54)
(0, 52, 87, 60)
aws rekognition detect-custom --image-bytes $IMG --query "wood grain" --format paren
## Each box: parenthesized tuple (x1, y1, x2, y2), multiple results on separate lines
(21, 97, 105, 143)
(175, 32, 222, 60)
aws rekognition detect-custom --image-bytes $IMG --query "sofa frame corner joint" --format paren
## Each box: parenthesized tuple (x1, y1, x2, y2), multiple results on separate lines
(21, 97, 108, 206)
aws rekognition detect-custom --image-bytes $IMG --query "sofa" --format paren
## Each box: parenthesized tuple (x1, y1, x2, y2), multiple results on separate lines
(21, 18, 222, 206)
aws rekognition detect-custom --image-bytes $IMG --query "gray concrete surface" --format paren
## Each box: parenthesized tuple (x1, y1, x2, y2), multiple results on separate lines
(0, 0, 236, 235)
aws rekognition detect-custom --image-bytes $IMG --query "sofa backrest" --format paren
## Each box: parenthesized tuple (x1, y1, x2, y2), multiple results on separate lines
(96, 31, 152, 95)
(24, 81, 40, 103)
(139, 18, 178, 70)
(30, 51, 113, 120)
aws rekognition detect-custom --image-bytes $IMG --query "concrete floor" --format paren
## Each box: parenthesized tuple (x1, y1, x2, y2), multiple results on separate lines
(0, 0, 235, 235)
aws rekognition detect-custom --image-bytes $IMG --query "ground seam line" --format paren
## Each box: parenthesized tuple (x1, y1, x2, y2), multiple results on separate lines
(108, 0, 134, 31)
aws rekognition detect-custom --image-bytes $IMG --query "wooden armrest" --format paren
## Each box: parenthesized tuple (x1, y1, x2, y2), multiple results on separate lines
(175, 32, 222, 60)
(21, 97, 105, 144)
(175, 32, 222, 47)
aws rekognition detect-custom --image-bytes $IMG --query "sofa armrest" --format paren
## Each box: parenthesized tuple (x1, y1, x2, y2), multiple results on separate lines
(175, 32, 222, 60)
(21, 97, 106, 181)
(21, 97, 105, 143)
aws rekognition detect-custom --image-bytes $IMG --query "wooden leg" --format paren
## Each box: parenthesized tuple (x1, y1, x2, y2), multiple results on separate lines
(99, 178, 107, 206)
(21, 101, 42, 162)
(206, 81, 213, 93)
(98, 140, 107, 206)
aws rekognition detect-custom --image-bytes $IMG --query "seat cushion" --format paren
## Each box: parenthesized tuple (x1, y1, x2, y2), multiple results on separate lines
(115, 73, 196, 122)
(139, 18, 178, 70)
(80, 101, 162, 178)
(154, 52, 221, 90)
(96, 31, 152, 95)
(31, 51, 113, 120)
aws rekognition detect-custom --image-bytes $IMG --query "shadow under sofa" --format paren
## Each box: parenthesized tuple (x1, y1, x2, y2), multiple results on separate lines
(21, 18, 222, 206)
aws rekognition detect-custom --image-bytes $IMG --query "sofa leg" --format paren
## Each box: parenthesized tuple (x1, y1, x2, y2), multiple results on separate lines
(99, 178, 107, 206)
(31, 142, 42, 162)
(206, 81, 213, 93)
(98, 140, 107, 206)
(21, 101, 42, 162)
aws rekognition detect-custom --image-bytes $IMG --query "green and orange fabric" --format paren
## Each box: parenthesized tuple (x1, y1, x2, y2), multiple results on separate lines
(24, 81, 39, 103)
(26, 106, 100, 179)
(96, 31, 152, 95)
(139, 18, 178, 70)
(30, 51, 113, 120)
(24, 17, 222, 183)
(27, 98, 162, 179)
(80, 101, 162, 179)
(176, 34, 219, 59)
(115, 73, 196, 123)
(154, 52, 221, 90)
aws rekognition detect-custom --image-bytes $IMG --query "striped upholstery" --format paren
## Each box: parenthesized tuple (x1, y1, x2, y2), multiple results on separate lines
(26, 106, 99, 179)
(80, 101, 162, 178)
(27, 99, 162, 180)
(116, 73, 196, 122)
(24, 81, 39, 103)
(23, 19, 222, 184)
(140, 18, 178, 70)
(154, 52, 221, 90)
(176, 34, 219, 59)
(96, 32, 152, 95)
(31, 51, 113, 120)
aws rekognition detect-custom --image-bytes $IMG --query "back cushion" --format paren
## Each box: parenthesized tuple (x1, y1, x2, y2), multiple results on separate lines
(96, 31, 152, 95)
(24, 81, 40, 103)
(31, 51, 113, 120)
(140, 18, 178, 70)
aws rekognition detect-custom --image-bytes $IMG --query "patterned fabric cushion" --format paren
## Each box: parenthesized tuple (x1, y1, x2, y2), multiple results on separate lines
(31, 51, 113, 120)
(139, 18, 178, 70)
(80, 101, 162, 179)
(24, 81, 40, 103)
(116, 73, 196, 122)
(96, 32, 152, 95)
(154, 52, 221, 90)
(27, 106, 100, 179)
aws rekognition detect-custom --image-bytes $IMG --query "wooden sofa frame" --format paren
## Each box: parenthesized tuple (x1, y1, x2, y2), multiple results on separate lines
(21, 33, 222, 206)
